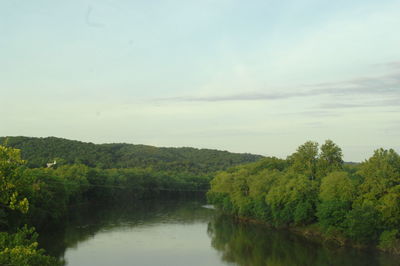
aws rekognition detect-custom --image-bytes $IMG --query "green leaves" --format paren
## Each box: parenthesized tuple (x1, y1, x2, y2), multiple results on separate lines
(0, 226, 63, 266)
(343, 204, 381, 243)
(208, 141, 400, 250)
(0, 145, 62, 264)
(0, 146, 30, 217)
(379, 185, 400, 227)
(289, 141, 319, 180)
(378, 230, 400, 253)
(318, 140, 344, 177)
(288, 140, 344, 180)
(319, 171, 355, 202)
(0, 136, 262, 173)
(316, 200, 351, 230)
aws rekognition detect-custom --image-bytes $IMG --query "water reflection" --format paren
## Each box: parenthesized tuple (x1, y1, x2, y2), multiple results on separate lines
(207, 214, 398, 266)
(39, 199, 399, 266)
(39, 199, 213, 259)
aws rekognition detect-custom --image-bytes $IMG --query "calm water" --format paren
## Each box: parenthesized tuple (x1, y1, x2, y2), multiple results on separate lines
(40, 199, 398, 266)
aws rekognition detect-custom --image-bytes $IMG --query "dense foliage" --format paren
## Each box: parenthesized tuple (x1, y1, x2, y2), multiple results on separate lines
(5, 165, 211, 230)
(0, 136, 262, 172)
(0, 146, 62, 265)
(0, 141, 217, 265)
(2, 136, 400, 262)
(207, 140, 400, 253)
(0, 226, 62, 266)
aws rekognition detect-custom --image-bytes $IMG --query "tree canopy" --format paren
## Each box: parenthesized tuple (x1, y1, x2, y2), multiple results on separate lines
(208, 140, 400, 253)
(0, 136, 262, 173)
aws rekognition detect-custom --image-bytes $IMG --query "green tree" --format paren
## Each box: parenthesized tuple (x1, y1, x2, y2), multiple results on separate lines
(378, 229, 400, 253)
(357, 149, 400, 228)
(288, 141, 319, 180)
(54, 164, 89, 202)
(0, 226, 63, 266)
(317, 140, 343, 178)
(266, 173, 317, 226)
(344, 204, 381, 243)
(0, 145, 62, 265)
(317, 171, 356, 230)
(319, 171, 355, 203)
(0, 146, 29, 225)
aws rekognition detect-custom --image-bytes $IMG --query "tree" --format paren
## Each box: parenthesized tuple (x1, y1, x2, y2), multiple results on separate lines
(0, 145, 29, 222)
(357, 149, 400, 228)
(319, 171, 355, 203)
(316, 171, 356, 230)
(0, 145, 62, 265)
(288, 141, 319, 180)
(317, 140, 343, 178)
(266, 173, 317, 226)
(358, 148, 400, 197)
(343, 204, 381, 243)
(0, 226, 63, 266)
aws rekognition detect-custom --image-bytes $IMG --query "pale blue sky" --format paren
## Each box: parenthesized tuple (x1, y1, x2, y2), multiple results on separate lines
(1, 0, 400, 161)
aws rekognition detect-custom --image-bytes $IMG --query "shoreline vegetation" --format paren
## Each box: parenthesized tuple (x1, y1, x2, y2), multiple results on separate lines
(207, 140, 400, 255)
(1, 136, 400, 264)
(227, 214, 390, 253)
(0, 136, 261, 265)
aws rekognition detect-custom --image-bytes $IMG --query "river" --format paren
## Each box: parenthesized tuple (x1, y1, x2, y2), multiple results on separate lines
(39, 198, 398, 266)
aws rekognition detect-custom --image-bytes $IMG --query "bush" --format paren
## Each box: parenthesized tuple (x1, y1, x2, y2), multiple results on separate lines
(294, 201, 314, 225)
(343, 205, 381, 243)
(0, 225, 63, 266)
(316, 200, 350, 230)
(378, 230, 400, 253)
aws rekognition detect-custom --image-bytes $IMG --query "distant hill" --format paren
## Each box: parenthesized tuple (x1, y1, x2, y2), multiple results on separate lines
(0, 136, 263, 173)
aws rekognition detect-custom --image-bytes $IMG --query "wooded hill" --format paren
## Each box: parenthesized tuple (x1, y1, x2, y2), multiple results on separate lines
(0, 136, 263, 173)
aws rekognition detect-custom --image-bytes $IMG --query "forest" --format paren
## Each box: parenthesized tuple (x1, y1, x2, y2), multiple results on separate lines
(1, 138, 400, 265)
(207, 140, 400, 254)
(0, 137, 261, 265)
(0, 136, 262, 172)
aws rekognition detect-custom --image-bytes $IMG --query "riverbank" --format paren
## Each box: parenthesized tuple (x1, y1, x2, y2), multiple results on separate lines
(207, 143, 400, 259)
(38, 199, 399, 266)
(230, 214, 400, 256)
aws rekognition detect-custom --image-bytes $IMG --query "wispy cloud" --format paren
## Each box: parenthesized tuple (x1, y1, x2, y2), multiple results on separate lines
(320, 99, 400, 109)
(278, 110, 340, 118)
(373, 61, 400, 69)
(311, 72, 400, 93)
(158, 68, 400, 104)
(164, 91, 313, 102)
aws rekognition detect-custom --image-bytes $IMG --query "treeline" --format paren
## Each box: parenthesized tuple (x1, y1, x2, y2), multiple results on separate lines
(207, 140, 400, 254)
(0, 136, 262, 172)
(15, 165, 211, 229)
(0, 144, 211, 265)
(3, 164, 212, 231)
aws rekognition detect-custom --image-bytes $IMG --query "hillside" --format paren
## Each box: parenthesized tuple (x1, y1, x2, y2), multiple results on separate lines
(0, 136, 263, 173)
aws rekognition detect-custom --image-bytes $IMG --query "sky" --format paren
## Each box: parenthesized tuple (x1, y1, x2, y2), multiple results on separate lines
(1, 0, 400, 162)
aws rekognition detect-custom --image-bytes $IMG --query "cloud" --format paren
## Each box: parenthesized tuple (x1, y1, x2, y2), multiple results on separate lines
(311, 72, 400, 93)
(373, 61, 400, 70)
(164, 91, 313, 102)
(279, 111, 340, 118)
(158, 68, 400, 104)
(320, 99, 400, 109)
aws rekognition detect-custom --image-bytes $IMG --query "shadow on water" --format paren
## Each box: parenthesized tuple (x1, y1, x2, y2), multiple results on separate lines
(39, 198, 399, 266)
(39, 196, 211, 259)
